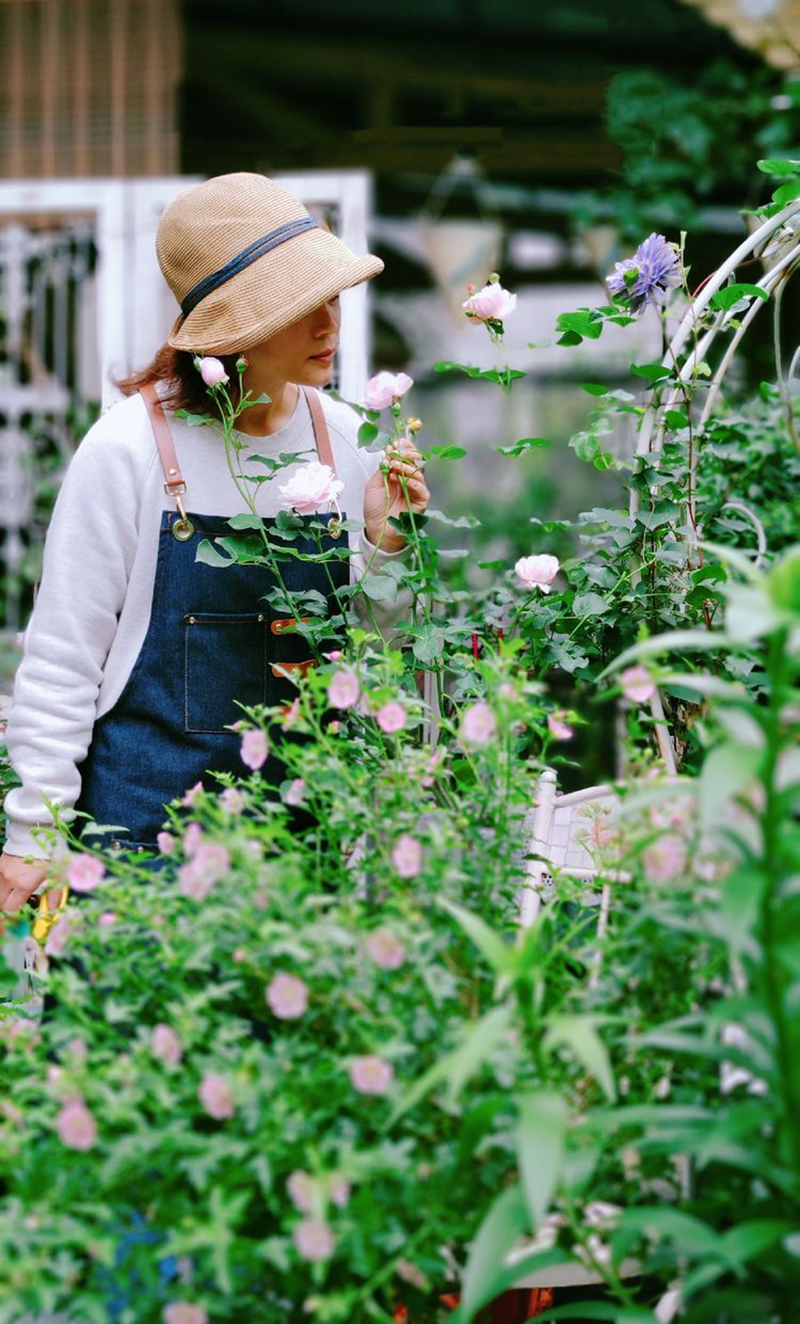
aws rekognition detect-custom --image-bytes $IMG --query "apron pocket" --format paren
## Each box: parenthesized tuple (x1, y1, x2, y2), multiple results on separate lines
(184, 612, 267, 734)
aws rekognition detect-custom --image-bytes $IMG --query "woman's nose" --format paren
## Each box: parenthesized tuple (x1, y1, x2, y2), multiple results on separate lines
(313, 301, 339, 335)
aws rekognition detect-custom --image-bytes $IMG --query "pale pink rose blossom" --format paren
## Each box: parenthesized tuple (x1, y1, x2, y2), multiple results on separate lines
(266, 972, 308, 1020)
(349, 1055, 394, 1096)
(66, 853, 106, 893)
(620, 666, 656, 704)
(515, 554, 559, 593)
(376, 702, 407, 734)
(157, 831, 176, 855)
(163, 1304, 208, 1324)
(55, 1098, 97, 1150)
(330, 1176, 350, 1209)
(193, 842, 230, 883)
(460, 702, 496, 747)
(366, 928, 406, 970)
(197, 356, 228, 387)
(198, 1073, 235, 1120)
(182, 822, 203, 857)
(286, 778, 306, 807)
(240, 728, 269, 770)
(293, 1219, 335, 1262)
(178, 861, 214, 903)
(44, 911, 76, 958)
(643, 834, 687, 882)
(151, 1023, 182, 1066)
(219, 787, 244, 815)
(328, 670, 360, 710)
(391, 834, 422, 879)
(364, 371, 413, 411)
(324, 649, 342, 663)
(287, 1169, 316, 1213)
(181, 781, 204, 807)
(547, 710, 574, 741)
(278, 460, 344, 515)
(282, 698, 301, 727)
(98, 911, 116, 928)
(463, 282, 517, 323)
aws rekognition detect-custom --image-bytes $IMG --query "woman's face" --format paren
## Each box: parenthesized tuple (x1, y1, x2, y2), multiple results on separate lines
(244, 295, 342, 386)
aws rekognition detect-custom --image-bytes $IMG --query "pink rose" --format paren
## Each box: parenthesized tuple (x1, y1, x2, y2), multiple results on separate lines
(151, 1023, 182, 1066)
(376, 702, 406, 734)
(198, 1072, 235, 1120)
(620, 666, 656, 704)
(266, 972, 308, 1020)
(163, 1304, 208, 1324)
(182, 822, 203, 857)
(66, 853, 105, 893)
(281, 698, 301, 727)
(285, 778, 305, 807)
(181, 781, 204, 807)
(157, 831, 176, 855)
(515, 554, 559, 593)
(463, 281, 517, 323)
(287, 1169, 316, 1213)
(460, 702, 496, 747)
(349, 1055, 394, 1096)
(44, 911, 76, 958)
(55, 1098, 97, 1150)
(197, 356, 228, 387)
(364, 371, 413, 411)
(293, 1219, 335, 1262)
(330, 1176, 350, 1209)
(98, 911, 116, 927)
(240, 728, 269, 770)
(194, 842, 230, 882)
(547, 710, 574, 741)
(178, 861, 214, 902)
(278, 460, 344, 515)
(219, 787, 244, 815)
(391, 834, 422, 879)
(328, 670, 360, 710)
(366, 928, 406, 970)
(643, 834, 686, 882)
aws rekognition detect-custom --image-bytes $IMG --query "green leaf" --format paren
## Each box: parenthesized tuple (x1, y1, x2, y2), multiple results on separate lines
(195, 539, 235, 568)
(709, 284, 769, 312)
(598, 630, 734, 679)
(174, 410, 210, 427)
(629, 361, 673, 383)
(720, 1220, 795, 1266)
(226, 513, 264, 531)
(757, 157, 800, 176)
(515, 1091, 568, 1229)
(556, 310, 603, 343)
(451, 1184, 529, 1323)
(412, 622, 446, 663)
(359, 572, 398, 603)
(580, 382, 609, 396)
(618, 1206, 720, 1257)
(358, 421, 380, 447)
(389, 1005, 513, 1124)
(439, 898, 513, 975)
(664, 409, 688, 429)
(572, 591, 611, 619)
(543, 1016, 616, 1101)
(431, 445, 467, 460)
(773, 178, 800, 206)
(636, 502, 679, 531)
(497, 437, 551, 457)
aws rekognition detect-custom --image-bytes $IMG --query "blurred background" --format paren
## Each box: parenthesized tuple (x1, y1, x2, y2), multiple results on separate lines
(2, 0, 800, 693)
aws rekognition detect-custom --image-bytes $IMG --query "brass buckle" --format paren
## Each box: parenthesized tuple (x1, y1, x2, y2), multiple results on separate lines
(171, 493, 195, 542)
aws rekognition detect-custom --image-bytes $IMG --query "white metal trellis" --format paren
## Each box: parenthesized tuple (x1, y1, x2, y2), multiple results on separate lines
(631, 197, 800, 770)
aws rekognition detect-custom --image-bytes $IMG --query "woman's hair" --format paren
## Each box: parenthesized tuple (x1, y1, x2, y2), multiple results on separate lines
(116, 345, 242, 414)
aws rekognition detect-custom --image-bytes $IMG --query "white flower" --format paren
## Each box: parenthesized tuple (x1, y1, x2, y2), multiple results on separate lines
(515, 554, 559, 593)
(278, 461, 344, 515)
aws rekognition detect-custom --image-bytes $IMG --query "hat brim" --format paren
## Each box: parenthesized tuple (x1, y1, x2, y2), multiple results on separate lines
(167, 225, 384, 356)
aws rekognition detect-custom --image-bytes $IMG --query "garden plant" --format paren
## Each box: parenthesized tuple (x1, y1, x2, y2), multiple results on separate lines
(1, 161, 800, 1323)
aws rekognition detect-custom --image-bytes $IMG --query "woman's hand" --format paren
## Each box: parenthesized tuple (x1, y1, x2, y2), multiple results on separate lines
(0, 852, 51, 913)
(363, 438, 430, 553)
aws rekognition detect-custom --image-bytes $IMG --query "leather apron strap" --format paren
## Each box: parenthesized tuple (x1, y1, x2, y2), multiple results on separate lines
(140, 381, 186, 495)
(302, 385, 337, 474)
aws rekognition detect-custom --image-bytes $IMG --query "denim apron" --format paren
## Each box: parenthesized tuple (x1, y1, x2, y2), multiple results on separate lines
(72, 385, 347, 857)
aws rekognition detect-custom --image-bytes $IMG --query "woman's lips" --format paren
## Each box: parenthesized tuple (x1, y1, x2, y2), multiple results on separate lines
(310, 348, 335, 361)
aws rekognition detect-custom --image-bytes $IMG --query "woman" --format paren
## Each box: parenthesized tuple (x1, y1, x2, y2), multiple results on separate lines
(0, 171, 429, 912)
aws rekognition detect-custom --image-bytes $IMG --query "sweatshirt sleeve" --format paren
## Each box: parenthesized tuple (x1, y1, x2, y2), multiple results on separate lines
(1, 413, 143, 861)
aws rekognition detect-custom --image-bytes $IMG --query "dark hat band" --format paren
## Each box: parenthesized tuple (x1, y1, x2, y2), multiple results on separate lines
(179, 215, 319, 318)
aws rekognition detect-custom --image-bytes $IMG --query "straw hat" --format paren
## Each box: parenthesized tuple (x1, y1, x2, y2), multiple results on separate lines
(156, 172, 384, 355)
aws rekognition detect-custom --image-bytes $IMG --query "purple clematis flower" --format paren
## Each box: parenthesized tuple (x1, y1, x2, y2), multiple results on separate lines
(607, 233, 681, 313)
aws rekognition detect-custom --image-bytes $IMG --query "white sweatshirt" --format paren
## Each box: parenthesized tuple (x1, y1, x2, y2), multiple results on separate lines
(2, 384, 408, 860)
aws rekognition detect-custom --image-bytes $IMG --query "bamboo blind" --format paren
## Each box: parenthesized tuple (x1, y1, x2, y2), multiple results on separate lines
(682, 0, 800, 69)
(0, 0, 182, 178)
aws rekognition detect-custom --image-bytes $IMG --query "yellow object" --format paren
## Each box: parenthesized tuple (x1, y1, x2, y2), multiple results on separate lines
(32, 885, 70, 942)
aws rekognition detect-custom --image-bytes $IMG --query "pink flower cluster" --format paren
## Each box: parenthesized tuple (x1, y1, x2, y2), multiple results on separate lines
(392, 834, 422, 878)
(460, 702, 496, 747)
(365, 928, 406, 970)
(178, 842, 230, 901)
(56, 1097, 97, 1150)
(266, 972, 308, 1020)
(240, 728, 268, 770)
(66, 853, 106, 893)
(328, 669, 360, 709)
(198, 1072, 235, 1120)
(349, 1055, 394, 1095)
